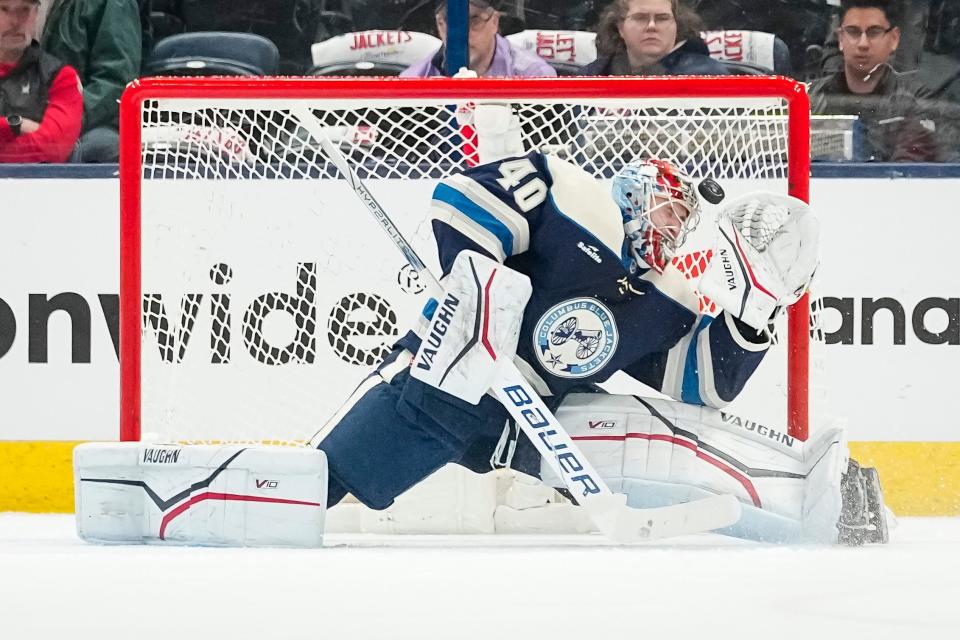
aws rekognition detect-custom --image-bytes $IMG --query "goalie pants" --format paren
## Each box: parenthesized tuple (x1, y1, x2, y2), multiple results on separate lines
(317, 349, 534, 510)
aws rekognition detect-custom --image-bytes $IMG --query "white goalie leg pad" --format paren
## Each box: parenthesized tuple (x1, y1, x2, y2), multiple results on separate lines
(410, 250, 532, 404)
(541, 394, 847, 543)
(74, 443, 327, 547)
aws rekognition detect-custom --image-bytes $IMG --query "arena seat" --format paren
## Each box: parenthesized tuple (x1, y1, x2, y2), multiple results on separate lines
(144, 32, 280, 77)
(505, 30, 597, 76)
(701, 30, 793, 76)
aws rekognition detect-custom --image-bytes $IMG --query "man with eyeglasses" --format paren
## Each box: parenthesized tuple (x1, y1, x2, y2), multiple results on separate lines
(810, 0, 937, 161)
(401, 0, 556, 77)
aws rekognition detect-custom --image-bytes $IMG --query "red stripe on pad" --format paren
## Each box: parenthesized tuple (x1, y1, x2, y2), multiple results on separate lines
(159, 492, 322, 540)
(481, 269, 497, 360)
(731, 231, 777, 301)
(573, 432, 762, 507)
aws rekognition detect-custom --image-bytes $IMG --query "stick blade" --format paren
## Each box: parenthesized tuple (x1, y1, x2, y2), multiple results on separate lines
(609, 494, 742, 543)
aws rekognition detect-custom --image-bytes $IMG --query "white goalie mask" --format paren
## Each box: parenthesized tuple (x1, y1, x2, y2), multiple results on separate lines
(613, 159, 701, 273)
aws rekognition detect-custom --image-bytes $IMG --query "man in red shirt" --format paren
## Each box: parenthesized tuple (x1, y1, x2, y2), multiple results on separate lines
(0, 0, 82, 163)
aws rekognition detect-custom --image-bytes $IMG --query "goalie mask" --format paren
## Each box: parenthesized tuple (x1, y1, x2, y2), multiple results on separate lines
(613, 159, 701, 273)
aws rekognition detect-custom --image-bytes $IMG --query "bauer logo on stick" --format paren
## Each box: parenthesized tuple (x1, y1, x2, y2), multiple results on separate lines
(500, 383, 602, 498)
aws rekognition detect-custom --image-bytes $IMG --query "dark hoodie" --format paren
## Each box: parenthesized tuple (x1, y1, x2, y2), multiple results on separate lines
(582, 37, 730, 76)
(40, 0, 142, 132)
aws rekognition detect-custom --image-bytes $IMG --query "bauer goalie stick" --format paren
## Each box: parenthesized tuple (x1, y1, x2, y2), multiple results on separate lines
(291, 106, 741, 542)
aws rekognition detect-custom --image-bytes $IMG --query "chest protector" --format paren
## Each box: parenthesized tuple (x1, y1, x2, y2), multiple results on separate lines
(0, 43, 66, 123)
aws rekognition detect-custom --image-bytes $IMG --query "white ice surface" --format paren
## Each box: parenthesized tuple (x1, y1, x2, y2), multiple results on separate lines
(1, 514, 958, 640)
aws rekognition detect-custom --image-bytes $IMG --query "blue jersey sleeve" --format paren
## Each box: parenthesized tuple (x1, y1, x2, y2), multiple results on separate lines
(428, 151, 551, 276)
(624, 311, 770, 408)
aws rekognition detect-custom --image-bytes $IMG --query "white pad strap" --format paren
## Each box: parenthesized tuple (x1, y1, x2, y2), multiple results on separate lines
(411, 250, 532, 404)
(74, 443, 328, 547)
(542, 394, 847, 542)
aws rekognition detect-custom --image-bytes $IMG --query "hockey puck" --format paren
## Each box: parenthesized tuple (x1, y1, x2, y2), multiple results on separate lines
(698, 178, 725, 205)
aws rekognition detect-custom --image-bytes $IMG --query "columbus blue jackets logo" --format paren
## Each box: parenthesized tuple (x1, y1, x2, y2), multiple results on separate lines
(533, 298, 618, 378)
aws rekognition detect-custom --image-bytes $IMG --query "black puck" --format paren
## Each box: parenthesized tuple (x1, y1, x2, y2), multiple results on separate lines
(698, 178, 725, 205)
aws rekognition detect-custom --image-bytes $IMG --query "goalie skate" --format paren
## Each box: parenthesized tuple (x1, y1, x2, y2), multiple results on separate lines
(838, 459, 890, 545)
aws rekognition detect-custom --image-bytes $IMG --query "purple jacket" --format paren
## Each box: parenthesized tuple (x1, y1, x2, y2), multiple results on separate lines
(400, 34, 556, 77)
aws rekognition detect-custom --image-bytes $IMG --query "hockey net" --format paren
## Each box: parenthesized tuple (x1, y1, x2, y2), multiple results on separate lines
(120, 76, 816, 473)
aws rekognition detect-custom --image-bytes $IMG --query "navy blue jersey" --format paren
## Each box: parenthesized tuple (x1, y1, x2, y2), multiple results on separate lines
(405, 151, 770, 408)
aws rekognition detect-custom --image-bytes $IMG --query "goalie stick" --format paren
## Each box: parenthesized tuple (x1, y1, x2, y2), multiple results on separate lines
(291, 106, 741, 542)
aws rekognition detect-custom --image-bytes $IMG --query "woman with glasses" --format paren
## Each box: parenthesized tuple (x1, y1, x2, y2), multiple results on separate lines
(584, 0, 727, 76)
(400, 0, 556, 77)
(810, 0, 937, 161)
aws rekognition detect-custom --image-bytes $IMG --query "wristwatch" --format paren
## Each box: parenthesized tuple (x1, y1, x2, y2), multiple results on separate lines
(7, 115, 22, 137)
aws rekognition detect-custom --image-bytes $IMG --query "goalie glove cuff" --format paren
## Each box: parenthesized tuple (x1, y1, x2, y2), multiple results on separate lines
(699, 216, 784, 331)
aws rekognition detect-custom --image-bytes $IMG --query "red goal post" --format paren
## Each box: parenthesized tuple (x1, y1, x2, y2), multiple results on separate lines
(119, 75, 812, 446)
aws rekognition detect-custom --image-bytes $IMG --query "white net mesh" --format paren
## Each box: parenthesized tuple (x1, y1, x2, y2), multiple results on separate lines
(141, 97, 790, 181)
(128, 80, 814, 446)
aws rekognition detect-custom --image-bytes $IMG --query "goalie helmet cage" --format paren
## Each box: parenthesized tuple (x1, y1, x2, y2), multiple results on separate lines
(119, 75, 812, 447)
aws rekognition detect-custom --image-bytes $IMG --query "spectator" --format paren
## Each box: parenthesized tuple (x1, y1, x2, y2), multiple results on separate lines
(693, 0, 831, 79)
(0, 0, 81, 162)
(820, 0, 931, 76)
(915, 0, 960, 160)
(810, 0, 937, 161)
(401, 0, 556, 77)
(40, 0, 141, 162)
(583, 0, 729, 76)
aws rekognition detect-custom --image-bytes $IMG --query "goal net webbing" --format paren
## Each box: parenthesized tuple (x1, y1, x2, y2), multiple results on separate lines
(119, 76, 812, 447)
